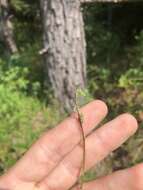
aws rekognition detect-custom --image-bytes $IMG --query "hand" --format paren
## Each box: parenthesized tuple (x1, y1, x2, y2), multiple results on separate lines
(0, 100, 141, 190)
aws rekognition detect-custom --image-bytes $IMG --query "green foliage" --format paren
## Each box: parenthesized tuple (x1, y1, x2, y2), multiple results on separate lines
(10, 0, 39, 16)
(0, 86, 40, 171)
(84, 4, 121, 68)
(0, 90, 61, 172)
(0, 55, 41, 96)
(76, 88, 93, 107)
(119, 68, 143, 89)
(10, 0, 30, 12)
(0, 60, 29, 92)
(133, 31, 143, 67)
(88, 65, 111, 93)
(0, 55, 61, 174)
(84, 7, 143, 176)
(0, 83, 61, 173)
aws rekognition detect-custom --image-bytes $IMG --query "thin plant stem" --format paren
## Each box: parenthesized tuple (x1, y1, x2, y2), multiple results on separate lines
(75, 93, 86, 190)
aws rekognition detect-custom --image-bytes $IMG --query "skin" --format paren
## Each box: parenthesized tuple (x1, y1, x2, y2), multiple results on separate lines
(0, 100, 142, 190)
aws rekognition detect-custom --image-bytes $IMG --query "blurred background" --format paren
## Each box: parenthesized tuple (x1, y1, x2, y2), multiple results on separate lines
(0, 0, 143, 181)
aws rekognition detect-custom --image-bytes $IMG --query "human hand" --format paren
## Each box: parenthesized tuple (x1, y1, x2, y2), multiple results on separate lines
(0, 100, 141, 190)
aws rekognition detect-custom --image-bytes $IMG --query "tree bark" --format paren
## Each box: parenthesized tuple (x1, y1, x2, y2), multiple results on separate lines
(0, 0, 18, 54)
(41, 0, 86, 111)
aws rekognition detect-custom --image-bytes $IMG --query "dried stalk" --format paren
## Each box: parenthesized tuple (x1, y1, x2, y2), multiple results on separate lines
(75, 93, 86, 190)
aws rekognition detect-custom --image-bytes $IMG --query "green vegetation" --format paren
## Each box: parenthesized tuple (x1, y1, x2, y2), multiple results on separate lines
(84, 3, 143, 179)
(0, 56, 61, 173)
(0, 1, 143, 181)
(84, 3, 143, 119)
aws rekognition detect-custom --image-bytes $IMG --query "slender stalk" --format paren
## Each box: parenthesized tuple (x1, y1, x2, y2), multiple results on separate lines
(75, 94, 86, 190)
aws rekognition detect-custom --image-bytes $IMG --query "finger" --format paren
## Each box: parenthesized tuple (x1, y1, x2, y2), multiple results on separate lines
(73, 163, 143, 190)
(38, 113, 138, 190)
(5, 100, 108, 182)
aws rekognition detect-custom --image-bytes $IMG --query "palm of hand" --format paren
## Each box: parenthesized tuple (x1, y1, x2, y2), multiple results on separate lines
(0, 101, 140, 190)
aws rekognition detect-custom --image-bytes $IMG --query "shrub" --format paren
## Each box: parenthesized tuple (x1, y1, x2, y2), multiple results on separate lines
(0, 55, 62, 173)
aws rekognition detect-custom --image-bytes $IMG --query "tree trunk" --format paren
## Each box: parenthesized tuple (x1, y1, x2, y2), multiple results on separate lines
(40, 0, 86, 111)
(0, 0, 18, 54)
